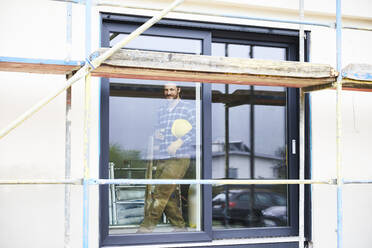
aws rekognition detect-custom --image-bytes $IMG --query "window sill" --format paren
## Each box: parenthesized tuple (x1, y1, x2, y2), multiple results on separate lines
(103, 236, 301, 248)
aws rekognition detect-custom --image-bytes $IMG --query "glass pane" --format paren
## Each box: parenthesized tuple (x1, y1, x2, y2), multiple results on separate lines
(253, 46, 286, 91)
(110, 33, 202, 54)
(211, 42, 288, 229)
(253, 46, 286, 60)
(109, 80, 202, 234)
(228, 44, 250, 58)
(212, 43, 225, 57)
(108, 34, 202, 234)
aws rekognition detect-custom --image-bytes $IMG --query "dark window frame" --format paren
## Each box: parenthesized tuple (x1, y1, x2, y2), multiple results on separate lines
(100, 16, 213, 247)
(208, 35, 299, 240)
(100, 13, 310, 247)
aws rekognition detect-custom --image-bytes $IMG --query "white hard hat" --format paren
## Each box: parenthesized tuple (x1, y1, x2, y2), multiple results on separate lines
(171, 119, 192, 138)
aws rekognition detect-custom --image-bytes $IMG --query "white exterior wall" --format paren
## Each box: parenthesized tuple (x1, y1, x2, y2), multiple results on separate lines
(0, 0, 372, 247)
(0, 1, 100, 247)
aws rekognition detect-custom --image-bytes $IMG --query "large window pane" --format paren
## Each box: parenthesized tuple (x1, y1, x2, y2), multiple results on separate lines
(109, 80, 202, 234)
(211, 43, 288, 229)
(108, 35, 202, 234)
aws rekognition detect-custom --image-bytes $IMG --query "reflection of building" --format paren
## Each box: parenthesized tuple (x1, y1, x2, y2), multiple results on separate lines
(212, 141, 284, 179)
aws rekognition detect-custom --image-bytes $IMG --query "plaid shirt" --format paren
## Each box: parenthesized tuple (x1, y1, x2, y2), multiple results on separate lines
(154, 100, 196, 159)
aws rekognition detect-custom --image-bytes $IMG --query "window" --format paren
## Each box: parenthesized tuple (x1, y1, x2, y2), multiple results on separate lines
(100, 14, 304, 247)
(211, 42, 288, 231)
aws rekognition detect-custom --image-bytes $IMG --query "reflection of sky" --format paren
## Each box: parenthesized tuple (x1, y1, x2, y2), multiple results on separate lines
(110, 94, 198, 158)
(111, 34, 202, 54)
(110, 96, 164, 157)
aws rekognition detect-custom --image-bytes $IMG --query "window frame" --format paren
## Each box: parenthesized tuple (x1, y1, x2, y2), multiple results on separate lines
(100, 16, 213, 247)
(100, 13, 309, 247)
(208, 34, 300, 240)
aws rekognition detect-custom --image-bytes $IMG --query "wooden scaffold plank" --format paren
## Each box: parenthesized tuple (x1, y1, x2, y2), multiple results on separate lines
(0, 57, 82, 75)
(92, 48, 337, 88)
(342, 63, 372, 91)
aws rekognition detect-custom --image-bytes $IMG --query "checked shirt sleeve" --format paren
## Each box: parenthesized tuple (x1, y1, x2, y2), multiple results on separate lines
(180, 103, 196, 146)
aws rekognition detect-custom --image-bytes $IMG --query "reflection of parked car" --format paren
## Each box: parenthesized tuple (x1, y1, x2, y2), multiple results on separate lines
(261, 205, 287, 227)
(212, 189, 287, 227)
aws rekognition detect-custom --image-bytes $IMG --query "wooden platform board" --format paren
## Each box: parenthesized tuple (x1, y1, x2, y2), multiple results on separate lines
(3, 51, 371, 92)
(0, 57, 82, 75)
(92, 49, 337, 89)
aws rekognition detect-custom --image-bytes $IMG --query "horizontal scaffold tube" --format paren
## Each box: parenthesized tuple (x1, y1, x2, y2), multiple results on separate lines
(343, 179, 372, 184)
(0, 179, 82, 185)
(5, 178, 372, 185)
(92, 178, 335, 185)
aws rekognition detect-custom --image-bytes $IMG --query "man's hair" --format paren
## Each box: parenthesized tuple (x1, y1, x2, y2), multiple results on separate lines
(164, 82, 179, 88)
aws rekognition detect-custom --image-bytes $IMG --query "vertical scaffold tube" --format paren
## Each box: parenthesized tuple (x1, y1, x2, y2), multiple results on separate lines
(336, 0, 343, 248)
(64, 2, 73, 248)
(298, 1, 305, 247)
(65, 73, 72, 248)
(299, 89, 305, 248)
(83, 72, 92, 248)
(299, 0, 305, 63)
(82, 0, 92, 247)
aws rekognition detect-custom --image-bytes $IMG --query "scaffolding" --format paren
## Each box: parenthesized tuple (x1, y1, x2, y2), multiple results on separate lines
(0, 0, 372, 248)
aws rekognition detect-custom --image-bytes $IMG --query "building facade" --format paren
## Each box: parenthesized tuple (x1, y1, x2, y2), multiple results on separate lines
(1, 0, 372, 247)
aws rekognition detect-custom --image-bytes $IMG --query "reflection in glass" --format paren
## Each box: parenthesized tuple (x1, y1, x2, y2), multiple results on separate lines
(108, 32, 202, 235)
(228, 44, 250, 58)
(109, 80, 201, 234)
(110, 33, 202, 54)
(211, 42, 288, 229)
(253, 46, 286, 61)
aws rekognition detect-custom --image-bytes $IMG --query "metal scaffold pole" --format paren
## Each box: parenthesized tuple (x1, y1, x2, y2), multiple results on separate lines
(92, 178, 334, 185)
(82, 72, 92, 248)
(82, 0, 92, 247)
(64, 3, 73, 248)
(298, 1, 305, 247)
(0, 178, 333, 186)
(299, 88, 306, 248)
(65, 72, 73, 248)
(335, 0, 343, 248)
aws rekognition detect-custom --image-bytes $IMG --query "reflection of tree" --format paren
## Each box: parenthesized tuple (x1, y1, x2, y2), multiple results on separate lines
(109, 143, 146, 179)
(273, 147, 287, 179)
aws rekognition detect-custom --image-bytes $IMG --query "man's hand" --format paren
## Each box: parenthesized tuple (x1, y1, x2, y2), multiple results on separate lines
(155, 129, 165, 140)
(167, 139, 183, 155)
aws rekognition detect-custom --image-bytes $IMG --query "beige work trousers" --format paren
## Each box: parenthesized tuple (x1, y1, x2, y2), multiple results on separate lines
(139, 157, 190, 232)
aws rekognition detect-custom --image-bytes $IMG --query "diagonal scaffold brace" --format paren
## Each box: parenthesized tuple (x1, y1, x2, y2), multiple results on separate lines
(0, 0, 185, 140)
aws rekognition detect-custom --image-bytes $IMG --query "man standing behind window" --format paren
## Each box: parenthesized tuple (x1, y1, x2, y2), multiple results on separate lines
(138, 83, 195, 233)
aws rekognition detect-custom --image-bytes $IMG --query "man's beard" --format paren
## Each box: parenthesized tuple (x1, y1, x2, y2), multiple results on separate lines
(166, 95, 178, 100)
